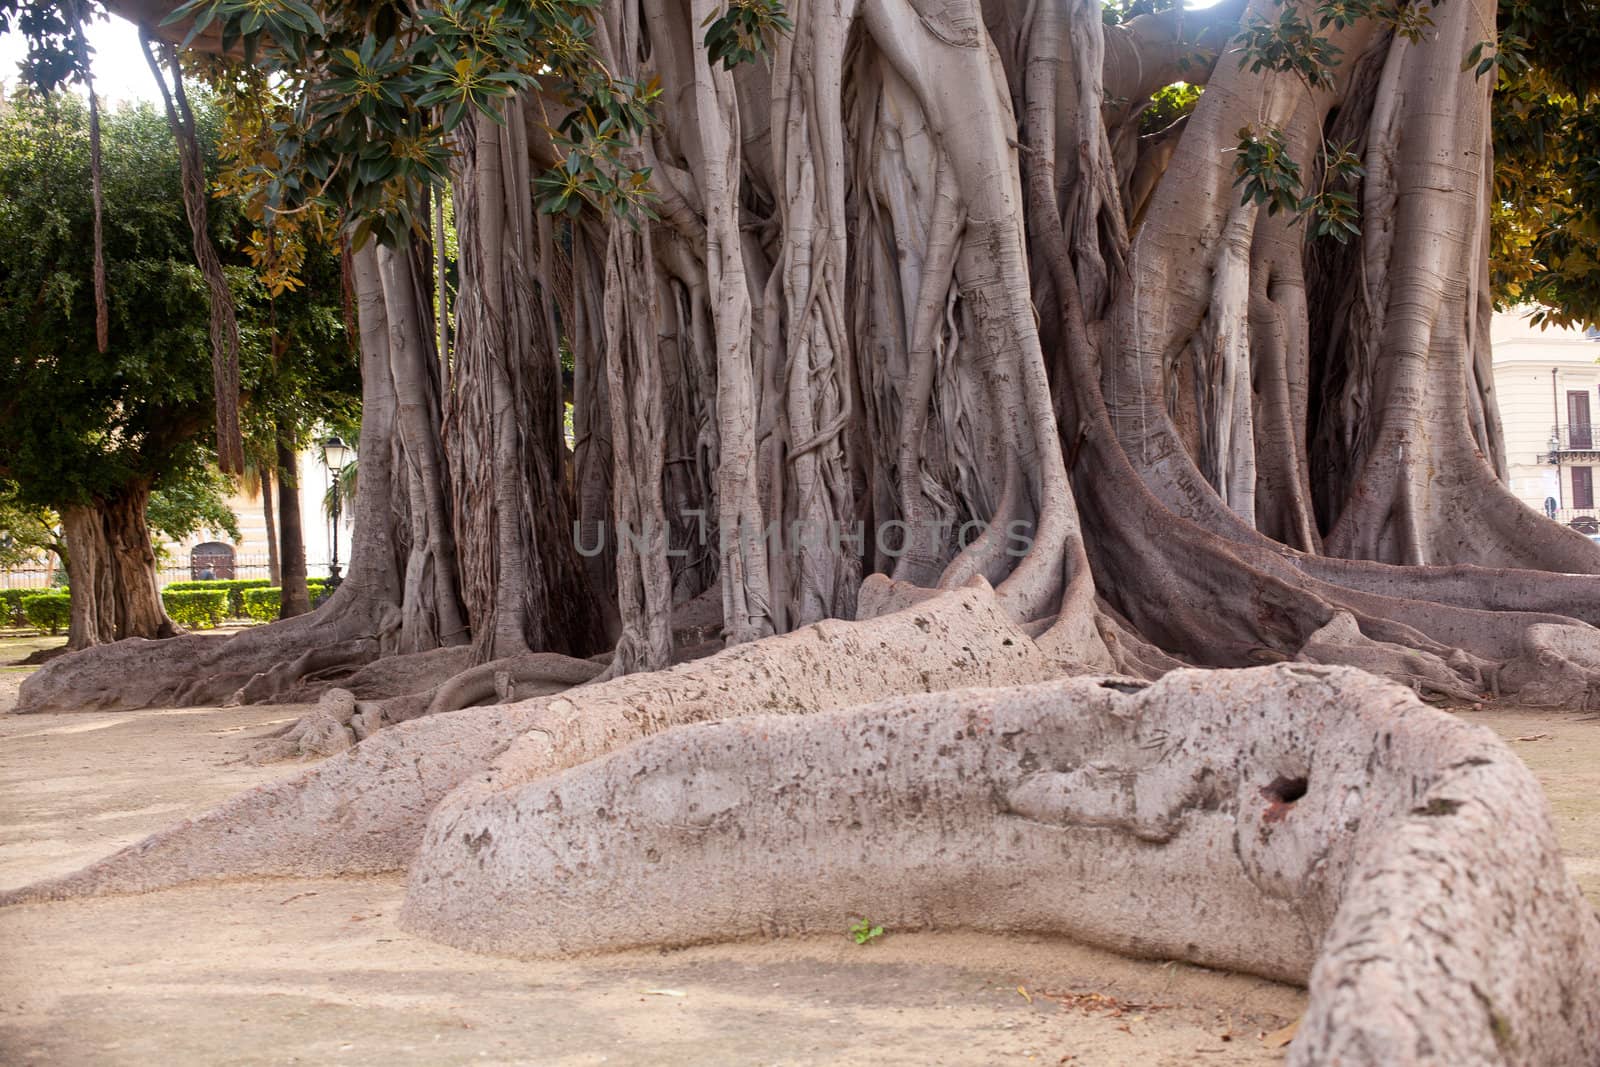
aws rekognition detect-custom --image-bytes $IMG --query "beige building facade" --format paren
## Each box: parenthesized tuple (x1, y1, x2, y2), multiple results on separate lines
(1491, 309, 1600, 529)
(2, 449, 351, 590)
(163, 449, 352, 585)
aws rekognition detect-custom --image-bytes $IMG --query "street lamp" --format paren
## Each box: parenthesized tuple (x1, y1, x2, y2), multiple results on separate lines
(322, 436, 351, 592)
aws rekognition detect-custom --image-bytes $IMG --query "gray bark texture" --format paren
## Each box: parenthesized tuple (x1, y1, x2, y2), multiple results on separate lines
(16, 2, 1600, 1058)
(402, 663, 1600, 1066)
(0, 582, 1056, 897)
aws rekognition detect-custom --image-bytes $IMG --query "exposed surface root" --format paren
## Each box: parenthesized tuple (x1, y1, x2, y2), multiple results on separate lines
(397, 664, 1600, 1065)
(247, 652, 607, 763)
(271, 645, 476, 703)
(15, 599, 387, 715)
(1294, 610, 1484, 702)
(226, 639, 380, 706)
(0, 581, 1057, 903)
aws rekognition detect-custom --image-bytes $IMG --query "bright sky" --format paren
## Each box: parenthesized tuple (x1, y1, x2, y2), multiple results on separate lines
(0, 11, 158, 105)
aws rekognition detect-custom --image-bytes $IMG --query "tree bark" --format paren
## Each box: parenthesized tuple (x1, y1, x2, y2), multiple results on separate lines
(60, 480, 176, 649)
(261, 467, 280, 586)
(276, 436, 311, 618)
(446, 100, 606, 663)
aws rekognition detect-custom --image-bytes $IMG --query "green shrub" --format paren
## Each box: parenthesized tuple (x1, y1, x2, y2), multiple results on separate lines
(162, 589, 228, 630)
(164, 578, 273, 617)
(239, 581, 330, 622)
(21, 591, 70, 635)
(241, 586, 281, 623)
(0, 588, 34, 626)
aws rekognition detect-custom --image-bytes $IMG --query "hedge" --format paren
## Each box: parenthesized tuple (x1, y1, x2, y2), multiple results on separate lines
(239, 580, 330, 624)
(241, 587, 280, 622)
(0, 588, 33, 626)
(164, 578, 272, 618)
(21, 592, 70, 635)
(161, 589, 228, 630)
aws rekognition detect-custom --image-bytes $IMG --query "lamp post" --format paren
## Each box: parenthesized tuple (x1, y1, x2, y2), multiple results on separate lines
(321, 435, 351, 592)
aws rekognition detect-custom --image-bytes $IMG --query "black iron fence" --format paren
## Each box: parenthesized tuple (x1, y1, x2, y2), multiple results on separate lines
(0, 554, 284, 590)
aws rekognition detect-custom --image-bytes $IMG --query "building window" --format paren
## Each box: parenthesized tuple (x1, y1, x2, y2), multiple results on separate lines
(1573, 467, 1595, 510)
(1570, 391, 1593, 449)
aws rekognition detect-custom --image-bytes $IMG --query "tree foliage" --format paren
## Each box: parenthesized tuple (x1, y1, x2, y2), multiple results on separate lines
(160, 0, 661, 245)
(147, 462, 241, 543)
(0, 90, 353, 525)
(0, 480, 60, 569)
(0, 93, 222, 510)
(1487, 0, 1600, 327)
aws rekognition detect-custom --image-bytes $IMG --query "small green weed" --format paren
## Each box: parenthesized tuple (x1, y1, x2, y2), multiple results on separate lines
(849, 918, 885, 945)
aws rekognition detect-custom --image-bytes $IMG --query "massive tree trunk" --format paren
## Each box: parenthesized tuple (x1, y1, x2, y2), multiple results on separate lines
(260, 467, 280, 586)
(35, 0, 1600, 714)
(59, 480, 177, 650)
(17, 2, 1600, 1055)
(275, 436, 311, 618)
(445, 101, 607, 664)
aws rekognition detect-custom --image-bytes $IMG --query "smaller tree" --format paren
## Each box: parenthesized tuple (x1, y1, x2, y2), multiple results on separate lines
(0, 91, 348, 648)
(0, 94, 222, 646)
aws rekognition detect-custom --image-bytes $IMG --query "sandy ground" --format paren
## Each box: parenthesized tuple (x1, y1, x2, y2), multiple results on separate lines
(0, 648, 1594, 1066)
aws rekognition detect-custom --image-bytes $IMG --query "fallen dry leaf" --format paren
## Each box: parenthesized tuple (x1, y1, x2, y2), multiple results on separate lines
(1018, 986, 1033, 1004)
(1263, 1019, 1300, 1048)
(1042, 990, 1168, 1017)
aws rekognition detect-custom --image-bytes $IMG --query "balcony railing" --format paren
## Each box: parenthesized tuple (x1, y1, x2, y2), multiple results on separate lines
(1554, 509, 1600, 534)
(1551, 424, 1599, 452)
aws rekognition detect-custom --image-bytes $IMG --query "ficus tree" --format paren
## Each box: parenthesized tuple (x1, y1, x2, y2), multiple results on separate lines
(0, 89, 352, 647)
(0, 93, 233, 647)
(11, 0, 1600, 899)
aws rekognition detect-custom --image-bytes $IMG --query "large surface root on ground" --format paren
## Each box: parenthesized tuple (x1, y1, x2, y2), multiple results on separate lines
(247, 651, 607, 763)
(238, 645, 475, 706)
(0, 580, 1059, 903)
(13, 595, 392, 715)
(398, 663, 1600, 1065)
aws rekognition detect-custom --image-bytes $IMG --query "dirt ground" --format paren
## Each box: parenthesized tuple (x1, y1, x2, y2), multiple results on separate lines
(0, 645, 1594, 1066)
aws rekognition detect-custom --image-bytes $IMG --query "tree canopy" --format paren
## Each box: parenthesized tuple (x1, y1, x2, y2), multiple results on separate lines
(0, 89, 355, 514)
(1487, 0, 1600, 327)
(0, 92, 224, 512)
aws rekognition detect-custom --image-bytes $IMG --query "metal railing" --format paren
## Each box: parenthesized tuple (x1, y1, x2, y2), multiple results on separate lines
(1554, 509, 1600, 533)
(1550, 424, 1599, 452)
(0, 554, 303, 590)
